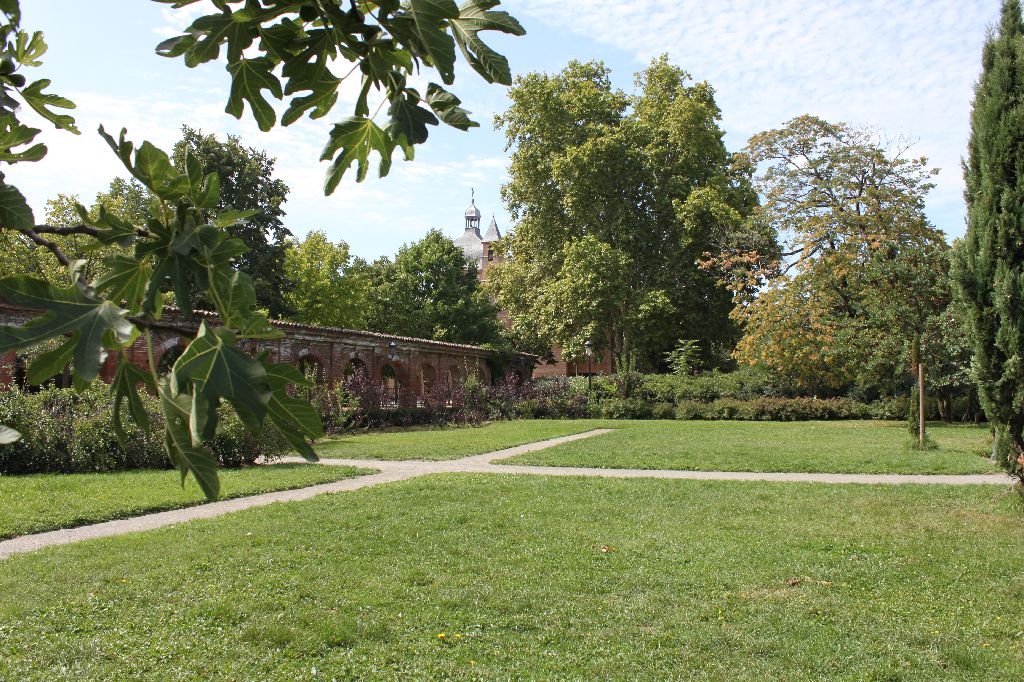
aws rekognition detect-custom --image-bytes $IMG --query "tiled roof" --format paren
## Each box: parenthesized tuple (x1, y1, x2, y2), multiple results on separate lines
(0, 303, 533, 359)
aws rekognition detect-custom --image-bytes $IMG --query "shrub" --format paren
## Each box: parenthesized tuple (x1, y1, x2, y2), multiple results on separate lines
(652, 402, 676, 420)
(0, 384, 166, 475)
(672, 397, 878, 422)
(596, 398, 654, 420)
(0, 383, 290, 474)
(209, 408, 290, 467)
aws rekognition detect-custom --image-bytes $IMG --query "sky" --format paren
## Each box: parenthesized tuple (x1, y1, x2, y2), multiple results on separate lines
(7, 1, 999, 260)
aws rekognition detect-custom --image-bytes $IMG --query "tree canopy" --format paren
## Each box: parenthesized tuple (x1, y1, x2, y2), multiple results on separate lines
(283, 230, 367, 329)
(172, 126, 292, 317)
(357, 229, 502, 345)
(488, 57, 771, 370)
(732, 116, 948, 393)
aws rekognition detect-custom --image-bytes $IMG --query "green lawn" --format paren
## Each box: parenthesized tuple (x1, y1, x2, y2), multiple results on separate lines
(315, 419, 613, 460)
(501, 420, 999, 474)
(1, 475, 1022, 679)
(0, 463, 372, 540)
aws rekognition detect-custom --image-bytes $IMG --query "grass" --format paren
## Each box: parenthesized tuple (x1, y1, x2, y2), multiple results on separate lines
(315, 419, 613, 460)
(501, 420, 1000, 475)
(1, 474, 1022, 680)
(0, 463, 372, 540)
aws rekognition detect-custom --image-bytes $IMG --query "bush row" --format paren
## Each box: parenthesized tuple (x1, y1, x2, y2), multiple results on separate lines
(0, 385, 289, 475)
(322, 369, 954, 428)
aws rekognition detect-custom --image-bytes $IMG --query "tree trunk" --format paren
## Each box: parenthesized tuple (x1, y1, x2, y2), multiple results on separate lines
(936, 387, 952, 423)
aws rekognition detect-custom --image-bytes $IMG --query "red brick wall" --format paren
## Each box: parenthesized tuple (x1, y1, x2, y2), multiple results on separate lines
(0, 305, 534, 393)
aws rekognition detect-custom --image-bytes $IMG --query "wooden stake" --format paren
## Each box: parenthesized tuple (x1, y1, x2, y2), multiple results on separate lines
(918, 362, 925, 447)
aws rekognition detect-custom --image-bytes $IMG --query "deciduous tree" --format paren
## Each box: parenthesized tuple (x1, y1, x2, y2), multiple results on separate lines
(359, 229, 501, 345)
(733, 116, 946, 395)
(283, 230, 367, 328)
(490, 57, 770, 371)
(172, 126, 292, 317)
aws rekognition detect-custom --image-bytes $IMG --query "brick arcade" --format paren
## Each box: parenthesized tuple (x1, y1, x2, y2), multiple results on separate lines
(0, 305, 535, 397)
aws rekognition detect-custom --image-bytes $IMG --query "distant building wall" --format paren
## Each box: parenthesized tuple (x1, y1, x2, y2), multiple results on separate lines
(0, 304, 535, 393)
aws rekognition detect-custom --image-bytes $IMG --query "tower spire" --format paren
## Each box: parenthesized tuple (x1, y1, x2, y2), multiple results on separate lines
(463, 189, 481, 232)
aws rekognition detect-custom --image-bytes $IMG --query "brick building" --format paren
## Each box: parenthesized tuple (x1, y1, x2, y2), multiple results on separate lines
(0, 304, 535, 397)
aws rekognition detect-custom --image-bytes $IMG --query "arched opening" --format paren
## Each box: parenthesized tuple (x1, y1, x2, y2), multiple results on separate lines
(12, 354, 27, 391)
(157, 344, 184, 375)
(344, 357, 367, 382)
(447, 366, 461, 389)
(420, 364, 436, 394)
(11, 352, 72, 392)
(298, 354, 325, 384)
(380, 363, 398, 405)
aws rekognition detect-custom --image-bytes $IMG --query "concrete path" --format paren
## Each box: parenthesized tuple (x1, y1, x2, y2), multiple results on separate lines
(1, 428, 1014, 560)
(0, 429, 611, 560)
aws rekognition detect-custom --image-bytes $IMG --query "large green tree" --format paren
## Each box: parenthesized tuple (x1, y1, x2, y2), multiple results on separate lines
(733, 116, 947, 394)
(489, 57, 770, 370)
(172, 126, 292, 317)
(283, 230, 367, 328)
(955, 0, 1024, 476)
(0, 0, 523, 497)
(358, 229, 501, 345)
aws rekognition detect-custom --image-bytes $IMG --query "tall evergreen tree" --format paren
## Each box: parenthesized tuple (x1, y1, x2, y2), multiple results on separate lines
(955, 0, 1024, 476)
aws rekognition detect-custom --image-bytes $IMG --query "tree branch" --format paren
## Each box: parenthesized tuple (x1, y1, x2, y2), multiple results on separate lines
(18, 228, 74, 269)
(32, 223, 152, 239)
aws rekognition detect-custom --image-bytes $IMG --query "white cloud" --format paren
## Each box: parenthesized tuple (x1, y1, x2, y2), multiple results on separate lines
(510, 0, 994, 235)
(153, 1, 218, 38)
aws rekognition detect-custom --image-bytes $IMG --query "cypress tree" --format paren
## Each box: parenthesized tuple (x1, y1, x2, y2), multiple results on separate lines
(955, 0, 1024, 477)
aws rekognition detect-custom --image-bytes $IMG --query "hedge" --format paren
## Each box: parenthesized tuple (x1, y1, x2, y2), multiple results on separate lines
(0, 385, 288, 475)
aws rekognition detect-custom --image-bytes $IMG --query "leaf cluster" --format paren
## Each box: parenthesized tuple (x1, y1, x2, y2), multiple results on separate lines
(0, 125, 324, 497)
(156, 0, 524, 192)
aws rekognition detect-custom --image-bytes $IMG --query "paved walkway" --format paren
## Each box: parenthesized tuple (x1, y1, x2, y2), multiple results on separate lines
(0, 428, 1013, 560)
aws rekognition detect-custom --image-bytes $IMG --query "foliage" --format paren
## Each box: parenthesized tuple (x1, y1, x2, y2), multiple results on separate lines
(733, 115, 950, 393)
(0, 382, 288, 475)
(356, 229, 503, 345)
(0, 180, 148, 285)
(156, 0, 524, 192)
(282, 229, 367, 328)
(664, 339, 702, 376)
(0, 382, 163, 474)
(172, 126, 292, 316)
(489, 57, 772, 371)
(677, 397, 874, 422)
(0, 0, 522, 497)
(954, 0, 1024, 479)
